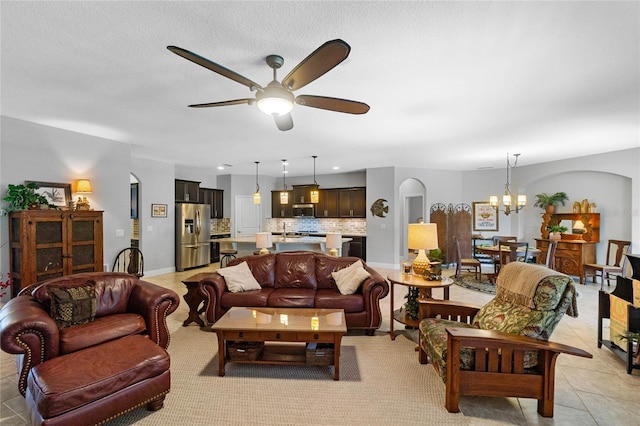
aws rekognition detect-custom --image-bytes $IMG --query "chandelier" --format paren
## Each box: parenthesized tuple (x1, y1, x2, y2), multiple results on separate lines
(490, 153, 526, 215)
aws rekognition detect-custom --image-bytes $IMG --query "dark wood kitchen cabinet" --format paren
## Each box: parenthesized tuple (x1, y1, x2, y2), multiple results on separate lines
(175, 179, 200, 203)
(200, 188, 224, 218)
(339, 187, 366, 218)
(292, 185, 317, 204)
(271, 191, 293, 218)
(316, 189, 339, 218)
(8, 210, 104, 296)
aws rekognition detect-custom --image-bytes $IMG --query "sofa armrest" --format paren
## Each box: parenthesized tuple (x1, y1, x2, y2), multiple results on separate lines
(418, 299, 481, 324)
(128, 280, 180, 349)
(359, 266, 389, 330)
(199, 273, 227, 323)
(0, 295, 60, 395)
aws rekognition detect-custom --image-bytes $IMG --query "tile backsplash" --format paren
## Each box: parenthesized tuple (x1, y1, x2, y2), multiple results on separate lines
(266, 217, 366, 235)
(211, 218, 230, 234)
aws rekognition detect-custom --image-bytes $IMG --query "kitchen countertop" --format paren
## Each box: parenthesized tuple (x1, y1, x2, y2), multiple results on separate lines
(214, 236, 352, 244)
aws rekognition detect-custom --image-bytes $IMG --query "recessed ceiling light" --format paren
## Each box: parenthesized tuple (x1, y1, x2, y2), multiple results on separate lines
(332, 166, 340, 170)
(217, 166, 225, 170)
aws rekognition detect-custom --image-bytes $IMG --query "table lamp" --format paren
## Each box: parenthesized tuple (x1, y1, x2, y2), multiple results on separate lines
(407, 223, 438, 275)
(255, 232, 272, 255)
(326, 233, 342, 257)
(75, 179, 93, 210)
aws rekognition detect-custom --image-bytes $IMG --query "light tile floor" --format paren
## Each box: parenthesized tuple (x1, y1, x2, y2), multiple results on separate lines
(1, 263, 638, 425)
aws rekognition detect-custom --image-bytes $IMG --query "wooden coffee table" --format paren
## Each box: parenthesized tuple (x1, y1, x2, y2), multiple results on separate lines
(210, 307, 346, 380)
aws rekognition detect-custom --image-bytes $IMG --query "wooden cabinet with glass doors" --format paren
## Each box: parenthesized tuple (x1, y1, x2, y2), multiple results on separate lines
(8, 210, 103, 296)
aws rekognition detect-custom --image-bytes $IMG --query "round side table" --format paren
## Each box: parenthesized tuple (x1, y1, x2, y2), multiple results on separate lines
(387, 272, 453, 340)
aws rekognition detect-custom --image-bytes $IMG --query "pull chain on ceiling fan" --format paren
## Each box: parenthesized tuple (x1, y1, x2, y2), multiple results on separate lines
(167, 39, 369, 131)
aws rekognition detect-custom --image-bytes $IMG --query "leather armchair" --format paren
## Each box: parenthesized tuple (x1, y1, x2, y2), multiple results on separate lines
(0, 272, 180, 396)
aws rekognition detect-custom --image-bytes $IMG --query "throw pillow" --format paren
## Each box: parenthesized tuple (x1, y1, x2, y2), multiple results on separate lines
(49, 282, 97, 329)
(331, 261, 371, 295)
(217, 261, 262, 293)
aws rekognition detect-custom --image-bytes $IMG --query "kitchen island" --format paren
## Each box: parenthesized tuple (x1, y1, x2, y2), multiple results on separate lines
(213, 235, 352, 257)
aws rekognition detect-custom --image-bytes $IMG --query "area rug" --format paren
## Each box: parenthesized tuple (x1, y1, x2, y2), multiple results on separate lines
(452, 272, 496, 295)
(110, 326, 469, 426)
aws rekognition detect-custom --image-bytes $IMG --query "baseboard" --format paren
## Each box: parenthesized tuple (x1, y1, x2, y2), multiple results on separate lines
(144, 267, 176, 277)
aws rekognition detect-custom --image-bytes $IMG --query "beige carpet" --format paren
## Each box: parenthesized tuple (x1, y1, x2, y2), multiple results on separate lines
(110, 326, 468, 425)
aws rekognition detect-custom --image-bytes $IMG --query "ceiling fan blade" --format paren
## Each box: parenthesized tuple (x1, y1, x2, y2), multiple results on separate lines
(188, 99, 254, 108)
(167, 46, 262, 90)
(282, 39, 350, 91)
(274, 113, 294, 131)
(296, 95, 370, 114)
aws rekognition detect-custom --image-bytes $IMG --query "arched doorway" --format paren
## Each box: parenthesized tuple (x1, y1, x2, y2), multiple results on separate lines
(399, 178, 426, 260)
(130, 174, 140, 249)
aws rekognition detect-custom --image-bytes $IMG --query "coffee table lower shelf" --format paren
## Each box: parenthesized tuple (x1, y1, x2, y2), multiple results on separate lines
(222, 342, 339, 378)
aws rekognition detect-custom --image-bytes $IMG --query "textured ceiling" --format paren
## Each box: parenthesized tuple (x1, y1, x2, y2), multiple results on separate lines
(1, 1, 638, 177)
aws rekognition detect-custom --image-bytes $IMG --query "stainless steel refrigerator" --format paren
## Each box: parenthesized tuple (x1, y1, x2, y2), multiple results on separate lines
(176, 203, 211, 271)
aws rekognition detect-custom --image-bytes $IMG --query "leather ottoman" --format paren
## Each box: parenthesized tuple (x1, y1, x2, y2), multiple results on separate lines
(25, 334, 170, 426)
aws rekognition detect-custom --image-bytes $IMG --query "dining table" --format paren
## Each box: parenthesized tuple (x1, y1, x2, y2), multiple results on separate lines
(474, 244, 542, 263)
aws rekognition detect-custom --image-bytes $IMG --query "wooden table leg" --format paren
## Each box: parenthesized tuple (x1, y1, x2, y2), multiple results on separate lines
(216, 333, 226, 377)
(333, 334, 343, 380)
(182, 282, 205, 327)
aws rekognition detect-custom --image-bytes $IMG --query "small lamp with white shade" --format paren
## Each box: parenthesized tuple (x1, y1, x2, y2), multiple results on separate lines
(407, 223, 439, 276)
(326, 233, 342, 257)
(255, 232, 273, 255)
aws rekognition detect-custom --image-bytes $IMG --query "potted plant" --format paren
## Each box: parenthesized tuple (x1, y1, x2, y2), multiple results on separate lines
(547, 225, 568, 240)
(2, 182, 56, 212)
(533, 192, 569, 214)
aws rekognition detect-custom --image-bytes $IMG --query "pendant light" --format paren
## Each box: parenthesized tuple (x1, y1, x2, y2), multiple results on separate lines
(489, 153, 527, 215)
(310, 155, 319, 204)
(280, 159, 289, 204)
(253, 161, 261, 204)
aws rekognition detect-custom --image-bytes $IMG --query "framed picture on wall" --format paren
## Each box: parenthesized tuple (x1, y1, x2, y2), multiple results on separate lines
(472, 201, 498, 231)
(26, 181, 72, 208)
(151, 204, 167, 218)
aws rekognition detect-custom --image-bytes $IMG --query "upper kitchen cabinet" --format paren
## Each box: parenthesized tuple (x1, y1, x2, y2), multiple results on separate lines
(339, 187, 366, 218)
(292, 185, 317, 204)
(271, 190, 293, 218)
(175, 179, 200, 203)
(316, 188, 339, 218)
(200, 188, 224, 219)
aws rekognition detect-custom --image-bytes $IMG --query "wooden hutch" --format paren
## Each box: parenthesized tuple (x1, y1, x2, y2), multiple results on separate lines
(535, 212, 600, 282)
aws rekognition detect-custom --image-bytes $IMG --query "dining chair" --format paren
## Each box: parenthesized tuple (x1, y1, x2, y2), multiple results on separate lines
(497, 241, 529, 272)
(454, 237, 481, 280)
(583, 239, 631, 290)
(491, 236, 517, 273)
(544, 240, 558, 270)
(112, 247, 144, 278)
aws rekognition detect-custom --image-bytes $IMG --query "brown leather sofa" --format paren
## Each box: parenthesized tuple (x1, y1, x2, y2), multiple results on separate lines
(0, 272, 180, 396)
(199, 251, 389, 334)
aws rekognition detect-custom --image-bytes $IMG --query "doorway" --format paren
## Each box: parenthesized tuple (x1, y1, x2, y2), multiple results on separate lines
(130, 174, 140, 249)
(399, 178, 426, 260)
(235, 195, 262, 238)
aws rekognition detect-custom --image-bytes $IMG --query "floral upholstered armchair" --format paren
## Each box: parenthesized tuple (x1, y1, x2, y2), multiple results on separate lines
(418, 262, 592, 418)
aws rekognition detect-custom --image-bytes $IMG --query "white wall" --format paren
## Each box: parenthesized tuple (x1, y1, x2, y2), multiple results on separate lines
(1, 116, 131, 281)
(131, 156, 175, 275)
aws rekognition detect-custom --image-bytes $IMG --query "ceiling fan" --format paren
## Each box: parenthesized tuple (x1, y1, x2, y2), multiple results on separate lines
(167, 39, 369, 131)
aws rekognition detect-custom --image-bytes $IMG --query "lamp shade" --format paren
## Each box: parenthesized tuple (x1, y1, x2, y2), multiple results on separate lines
(326, 233, 342, 256)
(76, 179, 93, 193)
(256, 232, 272, 254)
(407, 223, 438, 250)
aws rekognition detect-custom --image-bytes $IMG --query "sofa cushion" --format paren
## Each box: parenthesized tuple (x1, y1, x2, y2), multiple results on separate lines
(59, 313, 146, 355)
(49, 282, 96, 329)
(228, 254, 277, 288)
(220, 288, 272, 309)
(268, 288, 316, 307)
(216, 261, 262, 293)
(274, 252, 317, 289)
(331, 260, 371, 295)
(315, 255, 363, 290)
(315, 289, 364, 313)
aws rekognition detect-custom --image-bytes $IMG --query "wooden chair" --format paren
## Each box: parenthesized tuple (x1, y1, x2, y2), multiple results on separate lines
(418, 262, 592, 417)
(497, 241, 529, 272)
(454, 237, 481, 280)
(544, 240, 558, 270)
(583, 239, 631, 290)
(491, 236, 517, 273)
(112, 247, 144, 278)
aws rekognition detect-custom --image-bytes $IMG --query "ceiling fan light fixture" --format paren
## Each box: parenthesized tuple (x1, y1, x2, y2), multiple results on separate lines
(256, 83, 294, 116)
